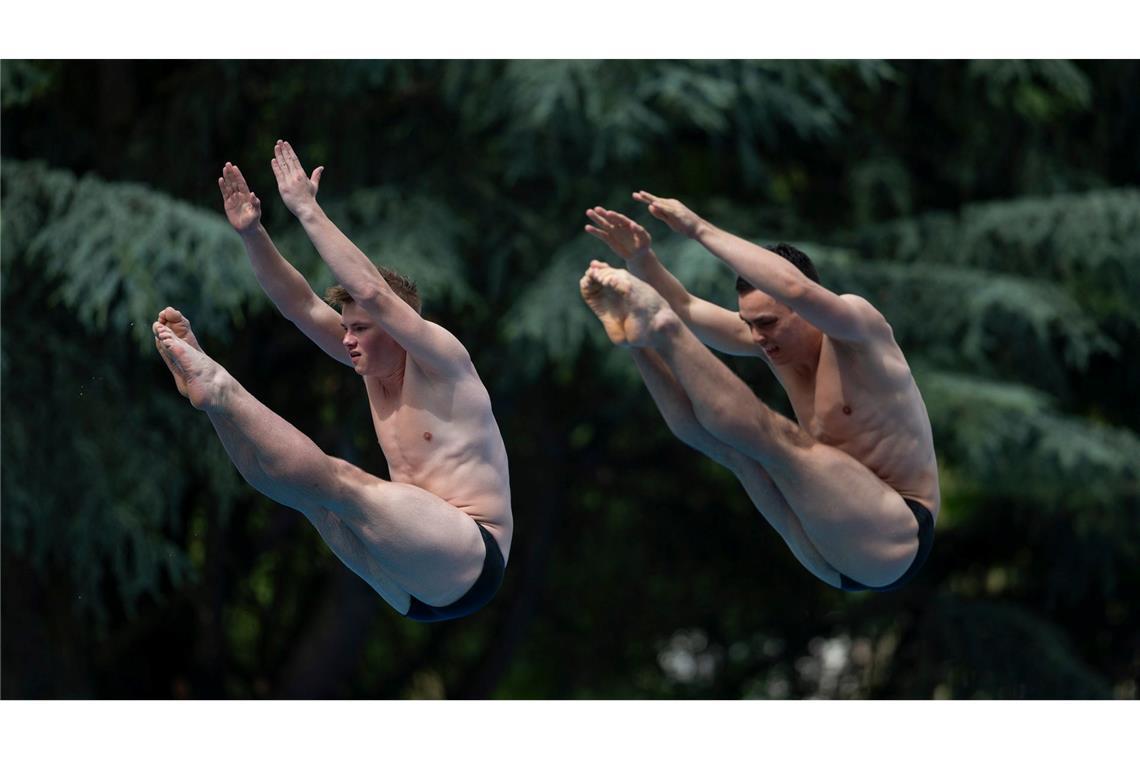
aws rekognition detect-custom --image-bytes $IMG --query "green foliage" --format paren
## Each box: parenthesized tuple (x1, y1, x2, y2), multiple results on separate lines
(852, 189, 1140, 327)
(921, 370, 1140, 511)
(2, 160, 264, 349)
(1, 161, 259, 623)
(812, 247, 1114, 384)
(0, 60, 60, 108)
(968, 60, 1092, 122)
(325, 188, 476, 311)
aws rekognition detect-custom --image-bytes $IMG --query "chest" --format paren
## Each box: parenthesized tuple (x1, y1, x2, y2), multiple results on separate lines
(365, 372, 454, 473)
(785, 340, 901, 445)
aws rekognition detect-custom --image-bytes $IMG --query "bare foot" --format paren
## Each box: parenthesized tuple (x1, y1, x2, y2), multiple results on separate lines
(579, 264, 670, 347)
(153, 323, 229, 411)
(154, 307, 203, 398)
(157, 307, 202, 350)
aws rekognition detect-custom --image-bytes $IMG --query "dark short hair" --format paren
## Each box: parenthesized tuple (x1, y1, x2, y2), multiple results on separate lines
(324, 266, 422, 314)
(735, 243, 820, 295)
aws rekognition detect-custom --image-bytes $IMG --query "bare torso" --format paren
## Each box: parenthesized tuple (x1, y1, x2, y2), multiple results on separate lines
(364, 356, 513, 559)
(776, 328, 941, 518)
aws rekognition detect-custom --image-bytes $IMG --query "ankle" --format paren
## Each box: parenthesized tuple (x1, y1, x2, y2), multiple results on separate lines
(648, 308, 682, 340)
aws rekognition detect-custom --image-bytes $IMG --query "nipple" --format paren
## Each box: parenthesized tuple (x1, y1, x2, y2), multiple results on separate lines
(842, 405, 852, 415)
(423, 431, 433, 441)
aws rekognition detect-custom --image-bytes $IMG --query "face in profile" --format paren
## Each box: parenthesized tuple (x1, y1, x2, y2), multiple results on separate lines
(340, 301, 403, 375)
(737, 289, 819, 365)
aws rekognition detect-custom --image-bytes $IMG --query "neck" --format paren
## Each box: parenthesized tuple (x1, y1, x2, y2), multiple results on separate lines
(773, 333, 822, 383)
(370, 353, 407, 391)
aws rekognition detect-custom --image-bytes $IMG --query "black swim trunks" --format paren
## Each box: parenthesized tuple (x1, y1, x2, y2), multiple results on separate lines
(404, 522, 505, 622)
(839, 497, 934, 592)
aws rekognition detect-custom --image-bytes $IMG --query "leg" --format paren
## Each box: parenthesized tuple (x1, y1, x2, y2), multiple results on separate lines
(154, 319, 486, 610)
(583, 271, 919, 586)
(645, 312, 919, 585)
(630, 347, 842, 587)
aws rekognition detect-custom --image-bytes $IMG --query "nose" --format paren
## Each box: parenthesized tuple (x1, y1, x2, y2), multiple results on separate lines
(342, 331, 356, 347)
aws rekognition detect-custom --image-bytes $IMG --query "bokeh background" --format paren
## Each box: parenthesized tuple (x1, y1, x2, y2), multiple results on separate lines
(1, 60, 1137, 699)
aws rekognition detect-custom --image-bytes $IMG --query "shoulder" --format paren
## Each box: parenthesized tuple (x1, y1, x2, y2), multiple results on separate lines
(838, 293, 881, 317)
(406, 320, 478, 377)
(837, 293, 894, 341)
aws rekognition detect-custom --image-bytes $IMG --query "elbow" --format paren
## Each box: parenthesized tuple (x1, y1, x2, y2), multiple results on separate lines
(693, 399, 736, 437)
(349, 282, 387, 308)
(782, 277, 811, 305)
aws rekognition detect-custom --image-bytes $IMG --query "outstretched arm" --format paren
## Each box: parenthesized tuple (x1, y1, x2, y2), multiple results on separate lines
(633, 191, 888, 344)
(271, 140, 470, 376)
(218, 162, 350, 366)
(584, 207, 759, 356)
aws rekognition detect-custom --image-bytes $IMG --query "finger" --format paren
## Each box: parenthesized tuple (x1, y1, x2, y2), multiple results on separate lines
(599, 208, 635, 227)
(284, 141, 305, 175)
(633, 190, 659, 204)
(270, 156, 284, 184)
(311, 166, 324, 190)
(623, 215, 650, 235)
(218, 175, 229, 199)
(251, 193, 261, 212)
(230, 163, 251, 193)
(273, 141, 293, 180)
(586, 208, 614, 230)
(584, 226, 612, 243)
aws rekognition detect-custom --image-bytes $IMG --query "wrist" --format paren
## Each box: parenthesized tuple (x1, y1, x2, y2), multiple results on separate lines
(628, 248, 657, 274)
(692, 218, 714, 243)
(293, 202, 324, 225)
(238, 222, 266, 241)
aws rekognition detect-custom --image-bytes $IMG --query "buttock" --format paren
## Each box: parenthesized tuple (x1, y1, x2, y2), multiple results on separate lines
(839, 497, 934, 592)
(404, 522, 506, 622)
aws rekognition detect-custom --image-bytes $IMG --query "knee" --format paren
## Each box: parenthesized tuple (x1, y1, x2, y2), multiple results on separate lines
(326, 457, 368, 502)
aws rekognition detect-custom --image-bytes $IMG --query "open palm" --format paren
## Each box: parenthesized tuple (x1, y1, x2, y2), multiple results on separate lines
(218, 162, 261, 233)
(584, 207, 653, 262)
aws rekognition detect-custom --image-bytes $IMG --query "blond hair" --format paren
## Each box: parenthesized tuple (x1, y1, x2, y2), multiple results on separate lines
(324, 266, 421, 313)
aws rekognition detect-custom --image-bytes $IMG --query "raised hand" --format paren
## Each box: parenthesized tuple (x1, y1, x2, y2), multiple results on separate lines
(218, 162, 261, 234)
(632, 190, 707, 239)
(271, 139, 324, 218)
(584, 206, 654, 263)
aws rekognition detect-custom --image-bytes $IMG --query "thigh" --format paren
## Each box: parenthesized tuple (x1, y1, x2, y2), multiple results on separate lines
(729, 454, 843, 588)
(327, 459, 489, 608)
(307, 508, 414, 614)
(761, 442, 920, 587)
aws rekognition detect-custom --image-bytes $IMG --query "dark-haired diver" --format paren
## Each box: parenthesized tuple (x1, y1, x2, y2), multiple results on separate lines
(154, 141, 511, 621)
(581, 192, 937, 591)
